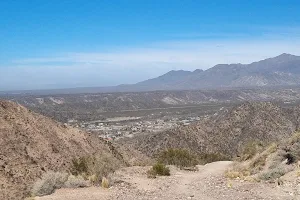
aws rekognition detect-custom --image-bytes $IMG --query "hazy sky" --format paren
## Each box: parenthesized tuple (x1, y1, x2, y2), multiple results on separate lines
(1, 0, 300, 91)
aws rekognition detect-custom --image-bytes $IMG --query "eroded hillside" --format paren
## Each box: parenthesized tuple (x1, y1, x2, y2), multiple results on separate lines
(0, 100, 128, 200)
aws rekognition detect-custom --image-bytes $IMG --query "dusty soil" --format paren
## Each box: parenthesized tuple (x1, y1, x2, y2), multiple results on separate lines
(37, 161, 295, 200)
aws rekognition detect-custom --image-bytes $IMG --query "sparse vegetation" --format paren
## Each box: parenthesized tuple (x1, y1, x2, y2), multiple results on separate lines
(70, 154, 122, 184)
(157, 148, 229, 169)
(249, 154, 268, 174)
(198, 153, 230, 164)
(238, 141, 264, 161)
(147, 163, 170, 178)
(158, 149, 198, 168)
(225, 162, 251, 179)
(226, 132, 300, 183)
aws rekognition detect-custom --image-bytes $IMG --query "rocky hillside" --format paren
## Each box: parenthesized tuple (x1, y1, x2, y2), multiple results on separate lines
(125, 102, 300, 158)
(0, 100, 128, 200)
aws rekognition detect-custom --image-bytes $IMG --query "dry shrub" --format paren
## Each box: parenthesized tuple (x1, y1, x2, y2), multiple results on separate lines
(70, 157, 88, 176)
(225, 162, 250, 179)
(158, 149, 198, 168)
(70, 153, 123, 184)
(259, 166, 287, 181)
(64, 175, 89, 188)
(147, 163, 170, 178)
(31, 171, 68, 197)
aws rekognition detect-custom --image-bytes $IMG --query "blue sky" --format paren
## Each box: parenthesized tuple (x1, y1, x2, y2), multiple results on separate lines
(1, 0, 300, 90)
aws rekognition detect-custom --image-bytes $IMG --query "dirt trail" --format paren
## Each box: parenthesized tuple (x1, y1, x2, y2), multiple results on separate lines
(37, 161, 294, 200)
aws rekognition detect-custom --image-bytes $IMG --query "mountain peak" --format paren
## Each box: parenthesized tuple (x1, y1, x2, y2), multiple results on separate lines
(163, 70, 192, 76)
(193, 69, 204, 73)
(272, 53, 299, 61)
(278, 53, 296, 57)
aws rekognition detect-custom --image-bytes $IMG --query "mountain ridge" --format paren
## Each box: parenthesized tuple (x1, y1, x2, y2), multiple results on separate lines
(1, 53, 300, 95)
(134, 53, 300, 90)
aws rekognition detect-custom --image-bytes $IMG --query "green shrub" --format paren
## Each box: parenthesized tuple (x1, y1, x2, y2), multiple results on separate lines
(32, 171, 68, 196)
(158, 149, 198, 168)
(147, 163, 170, 178)
(152, 163, 170, 176)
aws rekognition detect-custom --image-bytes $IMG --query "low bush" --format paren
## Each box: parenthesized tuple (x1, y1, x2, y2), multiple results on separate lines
(31, 171, 68, 196)
(70, 157, 88, 176)
(70, 154, 122, 184)
(64, 175, 89, 188)
(152, 163, 170, 176)
(224, 162, 251, 179)
(259, 167, 286, 181)
(147, 163, 170, 178)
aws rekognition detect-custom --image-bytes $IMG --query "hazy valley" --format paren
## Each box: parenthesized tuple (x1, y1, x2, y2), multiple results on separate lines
(3, 56, 300, 200)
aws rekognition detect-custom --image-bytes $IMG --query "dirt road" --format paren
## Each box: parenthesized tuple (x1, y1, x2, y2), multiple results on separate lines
(37, 161, 294, 200)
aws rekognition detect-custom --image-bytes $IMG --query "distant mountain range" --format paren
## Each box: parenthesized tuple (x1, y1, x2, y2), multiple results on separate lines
(2, 53, 300, 95)
(132, 53, 300, 91)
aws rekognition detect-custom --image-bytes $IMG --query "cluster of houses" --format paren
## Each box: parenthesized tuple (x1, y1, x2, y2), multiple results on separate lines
(68, 116, 202, 140)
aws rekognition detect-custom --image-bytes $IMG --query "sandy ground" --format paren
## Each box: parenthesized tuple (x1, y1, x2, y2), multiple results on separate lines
(37, 161, 296, 200)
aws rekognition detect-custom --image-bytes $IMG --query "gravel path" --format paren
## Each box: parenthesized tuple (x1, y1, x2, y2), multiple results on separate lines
(37, 161, 294, 200)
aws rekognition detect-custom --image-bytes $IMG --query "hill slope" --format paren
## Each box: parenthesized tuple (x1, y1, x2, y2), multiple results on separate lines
(0, 100, 127, 200)
(125, 102, 299, 158)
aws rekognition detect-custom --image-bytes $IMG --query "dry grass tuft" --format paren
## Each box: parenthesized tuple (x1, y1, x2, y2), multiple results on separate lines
(101, 177, 110, 188)
(225, 162, 251, 179)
